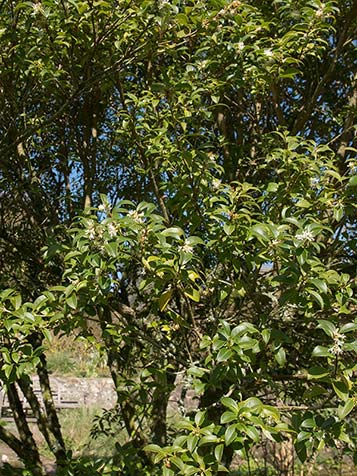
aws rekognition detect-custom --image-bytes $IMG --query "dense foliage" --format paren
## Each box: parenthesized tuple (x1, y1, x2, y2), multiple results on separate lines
(0, 0, 356, 474)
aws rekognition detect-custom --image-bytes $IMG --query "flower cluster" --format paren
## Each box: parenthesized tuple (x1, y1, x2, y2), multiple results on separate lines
(212, 178, 222, 190)
(84, 219, 119, 241)
(264, 49, 273, 57)
(158, 0, 170, 8)
(329, 331, 346, 356)
(295, 229, 314, 242)
(237, 42, 245, 52)
(179, 240, 194, 254)
(315, 4, 325, 17)
(85, 220, 96, 240)
(107, 223, 117, 238)
(128, 210, 145, 224)
(98, 203, 111, 213)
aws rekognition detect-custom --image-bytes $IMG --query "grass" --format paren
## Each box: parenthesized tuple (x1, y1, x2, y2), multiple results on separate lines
(38, 407, 123, 461)
(46, 335, 109, 378)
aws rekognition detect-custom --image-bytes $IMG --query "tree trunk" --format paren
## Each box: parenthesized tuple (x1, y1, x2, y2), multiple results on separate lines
(6, 383, 44, 475)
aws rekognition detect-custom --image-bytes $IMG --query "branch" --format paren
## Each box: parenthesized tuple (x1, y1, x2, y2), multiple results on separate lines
(0, 425, 24, 457)
(0, 33, 153, 157)
(292, 5, 356, 134)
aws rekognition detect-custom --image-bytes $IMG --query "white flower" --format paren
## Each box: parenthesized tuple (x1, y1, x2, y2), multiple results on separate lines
(107, 223, 117, 238)
(295, 229, 314, 242)
(212, 178, 221, 190)
(329, 345, 343, 355)
(179, 240, 194, 254)
(98, 204, 106, 211)
(237, 42, 245, 52)
(159, 0, 170, 8)
(333, 331, 346, 344)
(347, 162, 357, 173)
(329, 331, 346, 356)
(2, 454, 9, 463)
(264, 49, 273, 57)
(316, 4, 325, 17)
(85, 220, 96, 240)
(96, 227, 104, 239)
(32, 3, 44, 15)
(85, 229, 96, 240)
(128, 210, 145, 223)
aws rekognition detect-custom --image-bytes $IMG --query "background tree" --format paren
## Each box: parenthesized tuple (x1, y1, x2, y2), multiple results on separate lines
(0, 0, 356, 474)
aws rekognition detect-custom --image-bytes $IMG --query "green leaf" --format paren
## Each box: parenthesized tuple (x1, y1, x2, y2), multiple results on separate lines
(4, 364, 13, 380)
(301, 418, 315, 429)
(303, 385, 328, 399)
(215, 444, 224, 462)
(245, 425, 260, 442)
(176, 13, 189, 25)
(223, 223, 234, 236)
(163, 465, 174, 476)
(221, 397, 239, 414)
(296, 199, 312, 208)
(317, 320, 336, 337)
(105, 241, 118, 257)
(216, 464, 229, 473)
(144, 444, 162, 453)
(231, 322, 257, 337)
(340, 323, 357, 333)
(261, 406, 280, 421)
(224, 424, 237, 446)
(250, 224, 269, 242)
(261, 329, 270, 344)
(216, 348, 233, 362)
(194, 410, 205, 427)
(310, 279, 328, 295)
(221, 411, 236, 424)
(13, 294, 22, 310)
(199, 434, 219, 445)
(332, 381, 349, 402)
(333, 206, 344, 222)
(185, 236, 204, 245)
(296, 430, 311, 442)
(187, 434, 199, 452)
(307, 366, 329, 379)
(312, 346, 331, 358)
(267, 182, 278, 192)
(338, 398, 355, 419)
(176, 420, 194, 431)
(162, 227, 185, 239)
(66, 293, 78, 310)
(170, 456, 185, 471)
(307, 289, 324, 309)
(42, 328, 52, 343)
(241, 397, 263, 412)
(348, 175, 357, 187)
(295, 441, 307, 463)
(275, 348, 286, 367)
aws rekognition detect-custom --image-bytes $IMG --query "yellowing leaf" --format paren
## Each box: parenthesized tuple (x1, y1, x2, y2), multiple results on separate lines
(159, 289, 173, 311)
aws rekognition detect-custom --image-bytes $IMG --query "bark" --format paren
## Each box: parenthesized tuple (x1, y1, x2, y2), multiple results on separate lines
(37, 355, 67, 468)
(337, 72, 357, 174)
(292, 2, 357, 135)
(6, 383, 44, 475)
(215, 102, 236, 182)
(18, 376, 67, 468)
(151, 370, 176, 446)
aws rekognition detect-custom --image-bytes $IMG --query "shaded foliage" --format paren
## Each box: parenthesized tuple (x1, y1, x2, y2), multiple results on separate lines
(0, 0, 356, 474)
